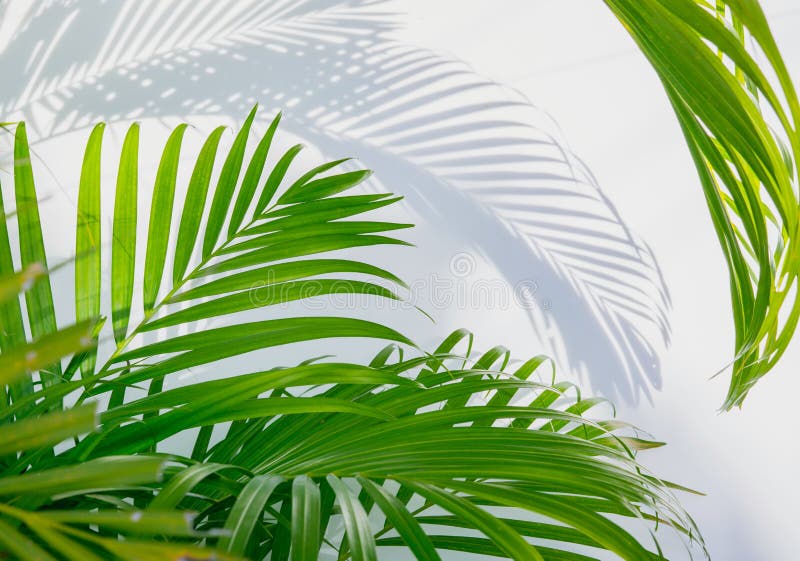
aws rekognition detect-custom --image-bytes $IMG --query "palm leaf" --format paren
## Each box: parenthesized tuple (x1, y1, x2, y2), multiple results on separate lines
(13, 124, 62, 386)
(0, 108, 410, 560)
(110, 123, 139, 344)
(605, 0, 800, 408)
(3, 108, 705, 559)
(107, 332, 703, 560)
(52, 107, 413, 401)
(75, 123, 105, 377)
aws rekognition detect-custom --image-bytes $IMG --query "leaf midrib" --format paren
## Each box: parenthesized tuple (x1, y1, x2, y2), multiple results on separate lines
(86, 208, 269, 393)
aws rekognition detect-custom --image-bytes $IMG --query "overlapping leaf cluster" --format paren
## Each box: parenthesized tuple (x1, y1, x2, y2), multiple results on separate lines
(0, 108, 702, 559)
(605, 0, 800, 408)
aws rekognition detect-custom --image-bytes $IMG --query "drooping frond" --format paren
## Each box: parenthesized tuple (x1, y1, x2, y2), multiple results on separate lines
(79, 331, 704, 560)
(606, 0, 800, 408)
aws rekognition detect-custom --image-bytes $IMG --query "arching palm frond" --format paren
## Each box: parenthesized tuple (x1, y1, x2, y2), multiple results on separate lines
(0, 106, 410, 559)
(61, 105, 410, 401)
(0, 112, 703, 560)
(1, 332, 707, 560)
(98, 331, 702, 561)
(606, 0, 800, 408)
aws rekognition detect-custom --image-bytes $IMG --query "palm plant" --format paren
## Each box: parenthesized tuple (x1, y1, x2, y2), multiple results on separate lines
(0, 108, 703, 560)
(605, 0, 800, 408)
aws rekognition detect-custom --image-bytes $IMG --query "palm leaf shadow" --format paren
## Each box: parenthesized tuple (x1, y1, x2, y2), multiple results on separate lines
(0, 0, 671, 403)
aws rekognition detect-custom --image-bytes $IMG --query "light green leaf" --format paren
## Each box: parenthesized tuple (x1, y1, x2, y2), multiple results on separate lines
(28, 525, 107, 561)
(172, 125, 226, 284)
(0, 518, 59, 561)
(149, 462, 248, 511)
(145, 279, 400, 331)
(219, 474, 283, 555)
(227, 111, 281, 236)
(278, 169, 372, 205)
(326, 475, 377, 561)
(291, 476, 321, 561)
(14, 122, 61, 384)
(110, 123, 139, 343)
(357, 478, 441, 561)
(75, 122, 105, 377)
(403, 482, 543, 561)
(0, 456, 164, 497)
(169, 259, 406, 303)
(253, 143, 304, 215)
(143, 123, 187, 311)
(39, 510, 198, 537)
(0, 320, 96, 387)
(202, 105, 258, 257)
(0, 402, 96, 455)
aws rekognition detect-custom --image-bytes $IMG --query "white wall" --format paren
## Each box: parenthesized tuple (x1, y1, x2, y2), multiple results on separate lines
(1, 1, 798, 559)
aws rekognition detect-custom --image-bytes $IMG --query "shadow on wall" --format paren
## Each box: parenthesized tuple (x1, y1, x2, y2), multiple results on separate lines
(0, 0, 671, 404)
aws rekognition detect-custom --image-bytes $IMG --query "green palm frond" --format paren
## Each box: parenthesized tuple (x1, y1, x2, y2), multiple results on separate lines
(63, 105, 413, 401)
(82, 331, 702, 560)
(0, 107, 411, 560)
(0, 111, 704, 560)
(605, 0, 800, 408)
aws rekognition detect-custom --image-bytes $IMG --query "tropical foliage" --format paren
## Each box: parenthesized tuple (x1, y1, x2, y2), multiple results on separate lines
(2, 0, 798, 558)
(0, 109, 702, 560)
(606, 0, 800, 409)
